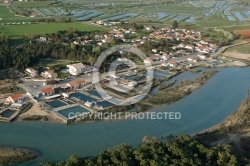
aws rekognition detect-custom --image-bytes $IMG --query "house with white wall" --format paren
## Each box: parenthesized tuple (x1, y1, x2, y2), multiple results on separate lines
(6, 94, 24, 104)
(41, 87, 54, 96)
(26, 68, 38, 77)
(41, 70, 58, 79)
(187, 57, 197, 62)
(67, 63, 86, 76)
(66, 80, 86, 89)
(168, 61, 177, 68)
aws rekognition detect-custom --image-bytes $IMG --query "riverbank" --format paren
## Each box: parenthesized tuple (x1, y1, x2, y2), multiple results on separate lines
(0, 67, 249, 165)
(0, 146, 38, 165)
(195, 88, 250, 163)
(14, 69, 218, 124)
(147, 70, 218, 105)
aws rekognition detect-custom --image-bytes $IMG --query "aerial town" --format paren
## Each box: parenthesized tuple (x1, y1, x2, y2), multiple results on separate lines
(1, 0, 250, 165)
(0, 23, 238, 124)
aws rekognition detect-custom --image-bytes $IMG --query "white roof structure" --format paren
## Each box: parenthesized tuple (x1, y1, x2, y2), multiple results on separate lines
(70, 63, 85, 69)
(45, 94, 61, 100)
(11, 103, 23, 108)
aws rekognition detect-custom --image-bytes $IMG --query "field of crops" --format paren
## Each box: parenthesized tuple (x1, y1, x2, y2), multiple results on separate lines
(3, 0, 249, 24)
(1, 0, 250, 36)
(0, 22, 107, 36)
(0, 5, 34, 24)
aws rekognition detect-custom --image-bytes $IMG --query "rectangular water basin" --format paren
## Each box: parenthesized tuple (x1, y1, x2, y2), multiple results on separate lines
(1, 109, 17, 118)
(59, 106, 90, 118)
(87, 90, 102, 98)
(97, 101, 113, 108)
(47, 100, 67, 108)
(71, 93, 97, 102)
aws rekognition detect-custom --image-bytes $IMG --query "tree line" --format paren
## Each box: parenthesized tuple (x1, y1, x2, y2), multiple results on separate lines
(41, 134, 239, 166)
(0, 31, 111, 70)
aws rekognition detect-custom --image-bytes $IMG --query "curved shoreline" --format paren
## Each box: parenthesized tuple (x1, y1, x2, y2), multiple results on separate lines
(0, 67, 249, 165)
(0, 146, 39, 165)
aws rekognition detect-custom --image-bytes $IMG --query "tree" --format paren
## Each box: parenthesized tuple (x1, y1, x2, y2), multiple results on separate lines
(59, 17, 66, 23)
(88, 56, 96, 66)
(172, 20, 178, 29)
(41, 134, 239, 166)
(70, 43, 76, 50)
(92, 46, 101, 55)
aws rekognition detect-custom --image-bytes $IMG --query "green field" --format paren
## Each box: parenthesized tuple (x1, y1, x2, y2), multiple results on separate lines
(0, 22, 107, 36)
(0, 5, 35, 23)
(14, 1, 53, 8)
(0, 0, 250, 36)
(227, 43, 250, 54)
(0, 6, 16, 18)
(181, 14, 250, 31)
(38, 59, 80, 67)
(221, 24, 250, 31)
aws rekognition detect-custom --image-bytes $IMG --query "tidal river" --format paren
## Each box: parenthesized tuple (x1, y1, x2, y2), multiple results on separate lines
(0, 67, 250, 165)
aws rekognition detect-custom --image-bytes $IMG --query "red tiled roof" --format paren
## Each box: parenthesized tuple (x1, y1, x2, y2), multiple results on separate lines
(197, 46, 207, 50)
(68, 80, 86, 86)
(162, 54, 170, 58)
(10, 94, 23, 101)
(41, 87, 54, 94)
(168, 61, 176, 64)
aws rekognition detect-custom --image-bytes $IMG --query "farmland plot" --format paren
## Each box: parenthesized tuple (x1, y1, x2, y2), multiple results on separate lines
(242, 11, 250, 19)
(161, 14, 177, 21)
(185, 16, 196, 23)
(232, 11, 246, 21)
(102, 13, 138, 22)
(77, 11, 103, 21)
(224, 10, 236, 21)
(174, 15, 189, 22)
(156, 12, 169, 20)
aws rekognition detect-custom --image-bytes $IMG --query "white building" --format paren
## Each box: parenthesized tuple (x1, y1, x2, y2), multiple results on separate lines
(6, 94, 24, 104)
(185, 44, 194, 50)
(162, 54, 170, 61)
(162, 63, 168, 67)
(41, 87, 54, 96)
(117, 57, 129, 62)
(62, 93, 69, 98)
(196, 46, 209, 53)
(128, 81, 137, 87)
(26, 68, 38, 77)
(41, 70, 58, 79)
(198, 54, 208, 60)
(66, 80, 86, 89)
(26, 91, 40, 99)
(187, 57, 197, 62)
(152, 49, 158, 53)
(85, 101, 96, 108)
(168, 61, 177, 68)
(67, 63, 86, 76)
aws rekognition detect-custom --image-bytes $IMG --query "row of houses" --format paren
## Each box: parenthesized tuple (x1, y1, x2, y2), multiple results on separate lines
(6, 79, 87, 104)
(26, 63, 97, 78)
(41, 79, 87, 96)
(144, 53, 172, 63)
(67, 63, 96, 76)
(26, 68, 58, 78)
(6, 94, 24, 104)
(187, 53, 210, 62)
